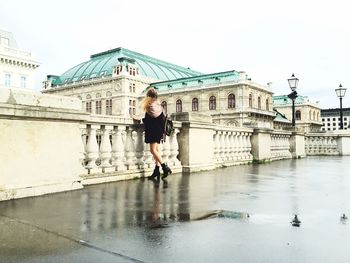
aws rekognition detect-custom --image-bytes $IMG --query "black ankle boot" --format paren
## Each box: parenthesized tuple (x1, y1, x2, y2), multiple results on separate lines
(161, 163, 172, 179)
(149, 166, 160, 180)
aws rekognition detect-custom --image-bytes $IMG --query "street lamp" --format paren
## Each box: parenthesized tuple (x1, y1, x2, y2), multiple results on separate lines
(335, 84, 347, 129)
(287, 74, 299, 128)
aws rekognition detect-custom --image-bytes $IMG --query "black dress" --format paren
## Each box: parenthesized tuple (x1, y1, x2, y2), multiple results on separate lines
(143, 112, 165, 143)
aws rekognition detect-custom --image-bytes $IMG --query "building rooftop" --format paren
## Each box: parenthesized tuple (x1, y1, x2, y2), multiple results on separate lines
(49, 47, 202, 86)
(150, 70, 241, 92)
(273, 95, 310, 106)
(321, 108, 350, 116)
(0, 29, 18, 48)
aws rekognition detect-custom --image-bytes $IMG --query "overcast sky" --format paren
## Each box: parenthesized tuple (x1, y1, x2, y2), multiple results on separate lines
(1, 0, 350, 108)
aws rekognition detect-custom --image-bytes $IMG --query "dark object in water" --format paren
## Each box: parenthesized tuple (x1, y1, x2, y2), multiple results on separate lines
(291, 214, 301, 227)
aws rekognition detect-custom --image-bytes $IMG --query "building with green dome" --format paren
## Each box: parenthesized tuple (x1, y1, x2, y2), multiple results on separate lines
(42, 47, 283, 129)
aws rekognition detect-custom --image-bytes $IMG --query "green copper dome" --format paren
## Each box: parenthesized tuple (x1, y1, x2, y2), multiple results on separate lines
(50, 47, 202, 86)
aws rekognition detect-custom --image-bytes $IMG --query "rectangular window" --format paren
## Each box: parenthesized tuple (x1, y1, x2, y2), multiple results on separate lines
(106, 99, 112, 115)
(327, 118, 330, 121)
(129, 99, 136, 115)
(333, 118, 336, 121)
(86, 102, 92, 113)
(96, 101, 102, 114)
(4, 73, 11, 86)
(132, 83, 136, 93)
(20, 76, 27, 88)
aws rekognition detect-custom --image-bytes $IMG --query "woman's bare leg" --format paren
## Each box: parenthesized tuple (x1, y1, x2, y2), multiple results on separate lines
(150, 143, 163, 165)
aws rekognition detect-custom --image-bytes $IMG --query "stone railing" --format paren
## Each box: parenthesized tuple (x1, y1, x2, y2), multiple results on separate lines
(305, 134, 339, 155)
(270, 131, 292, 160)
(80, 119, 182, 184)
(213, 127, 253, 166)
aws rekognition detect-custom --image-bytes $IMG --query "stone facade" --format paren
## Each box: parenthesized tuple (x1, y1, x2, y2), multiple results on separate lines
(0, 29, 39, 90)
(273, 95, 322, 132)
(42, 47, 276, 130)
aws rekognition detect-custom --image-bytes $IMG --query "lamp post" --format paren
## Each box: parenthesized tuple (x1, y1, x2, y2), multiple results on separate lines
(287, 74, 299, 128)
(335, 84, 347, 129)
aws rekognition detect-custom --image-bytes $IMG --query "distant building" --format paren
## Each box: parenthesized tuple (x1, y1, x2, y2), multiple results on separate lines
(273, 95, 322, 132)
(151, 71, 275, 128)
(321, 108, 350, 131)
(42, 47, 275, 128)
(0, 29, 39, 90)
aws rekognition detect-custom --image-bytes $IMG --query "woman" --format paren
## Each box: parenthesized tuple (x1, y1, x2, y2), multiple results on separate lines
(134, 87, 172, 180)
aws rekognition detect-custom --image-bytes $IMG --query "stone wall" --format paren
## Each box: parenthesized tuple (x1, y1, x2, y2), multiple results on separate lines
(0, 88, 88, 201)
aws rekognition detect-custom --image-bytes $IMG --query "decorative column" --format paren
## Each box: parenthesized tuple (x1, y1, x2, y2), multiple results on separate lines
(134, 125, 145, 169)
(228, 131, 234, 161)
(80, 124, 87, 168)
(111, 126, 126, 171)
(219, 131, 225, 162)
(99, 125, 113, 171)
(214, 130, 220, 163)
(143, 142, 154, 168)
(169, 128, 181, 167)
(125, 127, 137, 170)
(85, 124, 100, 171)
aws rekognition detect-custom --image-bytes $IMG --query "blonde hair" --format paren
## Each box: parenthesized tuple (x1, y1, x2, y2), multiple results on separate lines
(141, 87, 158, 112)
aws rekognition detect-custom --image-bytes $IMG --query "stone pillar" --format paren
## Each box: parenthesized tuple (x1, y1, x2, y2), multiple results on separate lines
(125, 127, 136, 170)
(336, 131, 350, 155)
(111, 126, 126, 171)
(134, 125, 145, 169)
(86, 124, 100, 171)
(173, 112, 215, 172)
(289, 131, 306, 158)
(100, 125, 113, 171)
(250, 128, 272, 163)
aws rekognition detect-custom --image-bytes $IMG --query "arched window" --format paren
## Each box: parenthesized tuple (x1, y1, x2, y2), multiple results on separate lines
(313, 111, 316, 120)
(176, 99, 182, 113)
(249, 94, 252, 108)
(228, 94, 235, 108)
(192, 98, 199, 111)
(161, 101, 167, 114)
(309, 110, 312, 120)
(266, 98, 269, 111)
(258, 96, 261, 109)
(209, 96, 216, 110)
(317, 112, 320, 120)
(296, 110, 301, 120)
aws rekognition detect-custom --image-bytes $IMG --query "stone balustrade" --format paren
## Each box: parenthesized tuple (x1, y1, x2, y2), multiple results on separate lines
(305, 134, 339, 155)
(213, 127, 253, 166)
(270, 131, 292, 160)
(81, 121, 182, 184)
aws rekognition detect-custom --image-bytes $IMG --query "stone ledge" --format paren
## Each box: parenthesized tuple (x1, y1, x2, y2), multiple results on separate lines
(0, 88, 82, 110)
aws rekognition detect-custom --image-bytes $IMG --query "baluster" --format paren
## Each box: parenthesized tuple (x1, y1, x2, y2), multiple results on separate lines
(86, 124, 99, 170)
(169, 128, 181, 167)
(80, 125, 87, 167)
(219, 131, 225, 162)
(228, 131, 234, 161)
(100, 125, 113, 170)
(144, 142, 154, 168)
(112, 126, 126, 171)
(237, 132, 243, 160)
(223, 131, 229, 161)
(134, 125, 145, 169)
(233, 132, 238, 161)
(247, 132, 253, 159)
(245, 132, 250, 159)
(213, 130, 220, 162)
(125, 127, 137, 170)
(162, 136, 171, 165)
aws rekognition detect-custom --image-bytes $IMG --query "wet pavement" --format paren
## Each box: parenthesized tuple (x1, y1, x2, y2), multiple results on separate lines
(1, 156, 350, 263)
